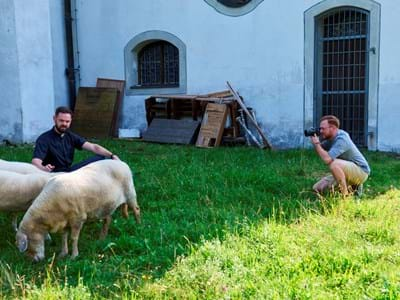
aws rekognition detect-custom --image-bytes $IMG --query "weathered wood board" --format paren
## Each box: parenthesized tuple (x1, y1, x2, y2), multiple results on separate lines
(96, 78, 125, 137)
(72, 87, 119, 138)
(142, 119, 201, 144)
(196, 103, 228, 148)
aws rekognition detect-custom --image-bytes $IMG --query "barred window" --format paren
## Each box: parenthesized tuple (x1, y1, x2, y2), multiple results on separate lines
(137, 41, 179, 88)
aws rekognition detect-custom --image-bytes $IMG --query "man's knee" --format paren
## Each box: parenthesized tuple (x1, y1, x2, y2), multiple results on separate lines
(329, 159, 344, 172)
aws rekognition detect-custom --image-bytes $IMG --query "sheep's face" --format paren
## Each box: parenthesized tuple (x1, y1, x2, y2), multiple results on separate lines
(16, 231, 45, 262)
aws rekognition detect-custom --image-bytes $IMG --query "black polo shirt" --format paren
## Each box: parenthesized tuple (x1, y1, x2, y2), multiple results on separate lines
(33, 127, 86, 172)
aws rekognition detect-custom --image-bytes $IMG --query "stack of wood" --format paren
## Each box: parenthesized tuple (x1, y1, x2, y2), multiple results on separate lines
(143, 82, 272, 149)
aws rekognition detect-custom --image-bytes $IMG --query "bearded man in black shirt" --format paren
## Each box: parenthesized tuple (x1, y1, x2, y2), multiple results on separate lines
(32, 106, 119, 172)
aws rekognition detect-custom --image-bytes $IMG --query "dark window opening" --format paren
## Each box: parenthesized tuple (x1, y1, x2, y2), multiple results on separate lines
(137, 41, 179, 88)
(217, 0, 252, 8)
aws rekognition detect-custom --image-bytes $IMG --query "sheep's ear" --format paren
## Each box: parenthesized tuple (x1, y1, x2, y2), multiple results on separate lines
(16, 233, 28, 252)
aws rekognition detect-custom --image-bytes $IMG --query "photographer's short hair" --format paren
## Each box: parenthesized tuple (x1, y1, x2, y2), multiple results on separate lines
(320, 115, 340, 128)
(55, 106, 73, 117)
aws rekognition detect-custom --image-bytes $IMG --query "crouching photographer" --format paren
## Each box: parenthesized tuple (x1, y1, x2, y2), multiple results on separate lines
(306, 115, 370, 197)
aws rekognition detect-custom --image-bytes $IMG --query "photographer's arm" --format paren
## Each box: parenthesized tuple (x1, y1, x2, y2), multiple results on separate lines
(311, 135, 333, 165)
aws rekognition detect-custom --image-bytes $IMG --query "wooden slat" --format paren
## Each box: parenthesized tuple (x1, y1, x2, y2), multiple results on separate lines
(196, 103, 228, 148)
(200, 90, 233, 98)
(142, 119, 200, 144)
(227, 81, 272, 149)
(96, 78, 125, 137)
(149, 94, 199, 100)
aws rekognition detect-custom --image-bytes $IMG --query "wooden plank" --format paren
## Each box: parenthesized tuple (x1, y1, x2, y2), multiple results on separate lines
(196, 103, 228, 148)
(96, 78, 125, 137)
(142, 119, 200, 144)
(200, 90, 233, 98)
(150, 94, 199, 100)
(226, 81, 272, 149)
(72, 87, 118, 138)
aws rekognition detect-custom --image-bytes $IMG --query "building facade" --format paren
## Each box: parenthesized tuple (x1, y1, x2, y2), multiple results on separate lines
(1, 0, 399, 151)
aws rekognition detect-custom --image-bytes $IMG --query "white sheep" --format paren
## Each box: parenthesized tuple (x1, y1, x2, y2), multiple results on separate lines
(0, 159, 63, 230)
(0, 159, 48, 175)
(16, 159, 140, 262)
(0, 170, 56, 230)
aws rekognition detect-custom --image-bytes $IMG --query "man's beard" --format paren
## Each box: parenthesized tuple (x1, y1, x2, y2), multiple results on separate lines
(55, 125, 68, 133)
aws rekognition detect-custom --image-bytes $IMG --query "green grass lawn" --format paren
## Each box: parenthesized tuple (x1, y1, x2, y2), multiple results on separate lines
(0, 141, 399, 299)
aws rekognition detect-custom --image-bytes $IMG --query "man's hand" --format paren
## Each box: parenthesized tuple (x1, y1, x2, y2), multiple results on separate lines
(44, 164, 55, 172)
(111, 154, 120, 160)
(32, 158, 54, 172)
(310, 135, 333, 165)
(310, 134, 320, 145)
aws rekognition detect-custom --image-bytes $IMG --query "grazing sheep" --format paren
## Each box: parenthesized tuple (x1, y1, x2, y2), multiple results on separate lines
(0, 170, 55, 231)
(16, 159, 140, 262)
(0, 159, 47, 175)
(0, 160, 63, 230)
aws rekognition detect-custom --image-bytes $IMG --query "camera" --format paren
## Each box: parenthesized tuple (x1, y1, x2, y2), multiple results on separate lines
(304, 127, 320, 137)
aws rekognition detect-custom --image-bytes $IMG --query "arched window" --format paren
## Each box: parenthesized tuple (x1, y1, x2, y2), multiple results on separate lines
(204, 0, 263, 16)
(137, 41, 179, 88)
(124, 31, 187, 95)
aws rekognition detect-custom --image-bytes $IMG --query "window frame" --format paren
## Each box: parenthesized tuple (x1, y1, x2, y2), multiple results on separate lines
(204, 0, 264, 16)
(135, 41, 180, 89)
(124, 31, 187, 96)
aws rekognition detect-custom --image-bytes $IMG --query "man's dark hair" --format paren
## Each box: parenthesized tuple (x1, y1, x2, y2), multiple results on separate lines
(320, 115, 340, 128)
(55, 106, 73, 117)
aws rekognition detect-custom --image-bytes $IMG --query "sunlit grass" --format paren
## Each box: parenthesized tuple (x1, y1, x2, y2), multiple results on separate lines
(0, 140, 399, 299)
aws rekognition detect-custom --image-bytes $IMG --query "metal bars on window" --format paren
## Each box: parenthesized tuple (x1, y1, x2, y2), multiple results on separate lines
(316, 7, 369, 146)
(138, 41, 179, 88)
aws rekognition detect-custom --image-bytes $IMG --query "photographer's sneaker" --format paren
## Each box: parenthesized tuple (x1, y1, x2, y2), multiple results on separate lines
(355, 184, 363, 197)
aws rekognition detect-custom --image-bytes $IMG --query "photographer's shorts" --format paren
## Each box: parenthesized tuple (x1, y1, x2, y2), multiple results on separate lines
(321, 159, 369, 187)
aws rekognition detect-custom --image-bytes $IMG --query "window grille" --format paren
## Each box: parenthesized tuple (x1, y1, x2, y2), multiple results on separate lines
(316, 7, 369, 146)
(138, 41, 179, 88)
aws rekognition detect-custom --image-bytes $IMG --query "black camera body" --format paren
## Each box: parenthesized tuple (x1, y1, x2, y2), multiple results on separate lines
(304, 127, 320, 137)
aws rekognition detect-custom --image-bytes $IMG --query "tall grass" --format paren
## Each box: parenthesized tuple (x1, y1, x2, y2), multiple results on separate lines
(0, 141, 399, 299)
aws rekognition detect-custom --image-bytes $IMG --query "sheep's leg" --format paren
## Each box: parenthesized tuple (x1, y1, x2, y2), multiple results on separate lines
(70, 221, 83, 259)
(99, 216, 112, 240)
(58, 231, 69, 258)
(12, 214, 18, 232)
(121, 203, 129, 218)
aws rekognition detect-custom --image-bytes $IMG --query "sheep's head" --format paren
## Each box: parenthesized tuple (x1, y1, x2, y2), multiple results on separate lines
(16, 230, 45, 262)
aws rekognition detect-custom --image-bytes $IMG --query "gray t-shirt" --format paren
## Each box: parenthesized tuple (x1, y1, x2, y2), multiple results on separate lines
(321, 129, 370, 174)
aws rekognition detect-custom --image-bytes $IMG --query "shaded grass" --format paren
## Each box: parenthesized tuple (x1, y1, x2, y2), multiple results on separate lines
(0, 140, 399, 298)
